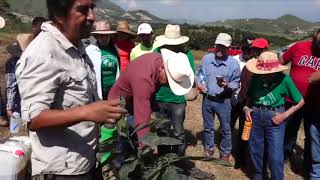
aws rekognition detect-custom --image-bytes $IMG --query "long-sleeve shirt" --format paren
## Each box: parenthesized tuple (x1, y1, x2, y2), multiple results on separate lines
(196, 53, 240, 98)
(108, 53, 163, 139)
(6, 57, 20, 112)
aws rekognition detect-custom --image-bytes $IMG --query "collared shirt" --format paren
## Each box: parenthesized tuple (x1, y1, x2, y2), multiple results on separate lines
(16, 22, 99, 175)
(108, 53, 163, 139)
(6, 57, 20, 112)
(196, 53, 240, 98)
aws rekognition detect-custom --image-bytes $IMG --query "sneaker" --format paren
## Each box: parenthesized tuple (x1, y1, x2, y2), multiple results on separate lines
(203, 149, 214, 158)
(0, 117, 8, 127)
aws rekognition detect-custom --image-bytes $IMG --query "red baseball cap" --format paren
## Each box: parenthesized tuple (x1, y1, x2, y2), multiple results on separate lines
(251, 38, 269, 49)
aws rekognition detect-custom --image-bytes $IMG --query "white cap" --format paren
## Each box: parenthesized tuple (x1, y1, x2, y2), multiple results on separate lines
(215, 33, 232, 47)
(137, 23, 153, 35)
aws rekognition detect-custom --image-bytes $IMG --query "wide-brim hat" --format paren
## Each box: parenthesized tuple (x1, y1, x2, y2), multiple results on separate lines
(246, 51, 288, 74)
(116, 20, 136, 38)
(160, 48, 194, 95)
(92, 21, 117, 35)
(156, 24, 189, 46)
(0, 16, 5, 29)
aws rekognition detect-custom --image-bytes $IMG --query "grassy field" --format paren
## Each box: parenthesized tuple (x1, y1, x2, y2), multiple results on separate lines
(0, 34, 306, 179)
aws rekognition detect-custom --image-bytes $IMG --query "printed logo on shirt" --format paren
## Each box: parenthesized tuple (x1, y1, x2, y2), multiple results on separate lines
(298, 55, 320, 70)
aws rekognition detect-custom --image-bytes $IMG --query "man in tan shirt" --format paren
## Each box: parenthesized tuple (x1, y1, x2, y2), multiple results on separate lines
(16, 0, 126, 179)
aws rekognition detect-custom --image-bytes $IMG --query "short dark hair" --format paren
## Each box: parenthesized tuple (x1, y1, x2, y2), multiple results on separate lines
(32, 17, 47, 26)
(46, 0, 76, 20)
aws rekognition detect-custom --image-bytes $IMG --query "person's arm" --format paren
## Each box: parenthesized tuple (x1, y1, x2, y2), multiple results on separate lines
(272, 75, 304, 125)
(222, 61, 240, 90)
(279, 44, 296, 65)
(243, 75, 256, 122)
(131, 81, 153, 140)
(29, 100, 125, 130)
(308, 71, 320, 84)
(196, 55, 207, 93)
(272, 98, 304, 125)
(5, 59, 16, 118)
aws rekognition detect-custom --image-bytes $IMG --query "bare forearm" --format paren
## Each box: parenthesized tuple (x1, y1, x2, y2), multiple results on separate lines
(284, 99, 305, 117)
(28, 106, 88, 131)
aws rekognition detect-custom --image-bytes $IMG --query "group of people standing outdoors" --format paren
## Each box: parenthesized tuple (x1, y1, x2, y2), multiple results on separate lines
(1, 0, 320, 180)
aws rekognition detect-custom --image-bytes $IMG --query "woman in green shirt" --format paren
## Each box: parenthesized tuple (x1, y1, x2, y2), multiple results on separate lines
(243, 51, 304, 180)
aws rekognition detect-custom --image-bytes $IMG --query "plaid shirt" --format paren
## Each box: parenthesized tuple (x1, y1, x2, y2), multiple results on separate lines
(6, 57, 20, 112)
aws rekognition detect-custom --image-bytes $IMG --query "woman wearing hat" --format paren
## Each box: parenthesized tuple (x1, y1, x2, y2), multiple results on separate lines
(114, 20, 136, 71)
(86, 21, 120, 100)
(243, 51, 304, 180)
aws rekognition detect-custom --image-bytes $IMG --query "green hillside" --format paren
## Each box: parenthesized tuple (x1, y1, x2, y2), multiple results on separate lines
(209, 14, 319, 40)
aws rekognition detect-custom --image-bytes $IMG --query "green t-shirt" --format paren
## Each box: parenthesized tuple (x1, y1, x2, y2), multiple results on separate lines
(155, 49, 196, 103)
(100, 47, 118, 94)
(130, 42, 160, 61)
(248, 73, 302, 107)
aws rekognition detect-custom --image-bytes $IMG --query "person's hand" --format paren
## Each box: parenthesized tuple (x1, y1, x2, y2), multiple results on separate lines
(243, 106, 253, 122)
(272, 112, 288, 125)
(6, 110, 13, 119)
(84, 99, 127, 124)
(308, 71, 320, 84)
(198, 84, 206, 93)
(221, 80, 228, 88)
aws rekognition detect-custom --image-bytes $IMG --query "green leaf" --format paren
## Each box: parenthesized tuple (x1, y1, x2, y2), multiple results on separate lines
(119, 159, 139, 180)
(139, 132, 182, 147)
(130, 117, 170, 137)
(161, 166, 180, 180)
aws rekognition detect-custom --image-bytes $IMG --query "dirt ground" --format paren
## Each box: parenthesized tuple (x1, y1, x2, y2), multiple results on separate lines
(0, 36, 306, 179)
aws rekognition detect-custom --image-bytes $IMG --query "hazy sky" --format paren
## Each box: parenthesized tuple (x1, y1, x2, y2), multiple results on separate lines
(110, 0, 320, 22)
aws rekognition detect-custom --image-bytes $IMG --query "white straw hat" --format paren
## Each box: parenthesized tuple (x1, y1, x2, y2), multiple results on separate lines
(156, 24, 189, 46)
(160, 48, 194, 95)
(0, 16, 5, 29)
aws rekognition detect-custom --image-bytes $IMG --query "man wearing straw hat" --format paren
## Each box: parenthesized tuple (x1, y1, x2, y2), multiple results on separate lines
(197, 33, 240, 162)
(114, 20, 136, 71)
(108, 48, 194, 148)
(153, 24, 195, 156)
(15, 0, 126, 179)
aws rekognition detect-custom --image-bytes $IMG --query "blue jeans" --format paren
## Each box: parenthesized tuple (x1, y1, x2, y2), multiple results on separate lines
(202, 97, 231, 156)
(310, 121, 320, 179)
(156, 102, 186, 155)
(249, 106, 285, 180)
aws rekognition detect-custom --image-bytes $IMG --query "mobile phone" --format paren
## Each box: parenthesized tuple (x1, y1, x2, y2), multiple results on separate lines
(216, 76, 224, 84)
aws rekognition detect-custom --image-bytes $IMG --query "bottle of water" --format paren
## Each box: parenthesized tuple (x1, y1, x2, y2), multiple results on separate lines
(10, 112, 21, 134)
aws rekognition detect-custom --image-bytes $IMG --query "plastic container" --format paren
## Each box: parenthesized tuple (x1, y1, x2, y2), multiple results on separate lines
(5, 136, 31, 160)
(0, 143, 28, 180)
(242, 119, 253, 141)
(9, 112, 21, 134)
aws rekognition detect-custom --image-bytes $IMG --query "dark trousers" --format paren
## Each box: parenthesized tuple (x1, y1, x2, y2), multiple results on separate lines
(284, 102, 311, 171)
(156, 102, 186, 155)
(230, 100, 248, 165)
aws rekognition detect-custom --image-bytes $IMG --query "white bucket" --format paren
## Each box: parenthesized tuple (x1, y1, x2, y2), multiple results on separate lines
(0, 144, 28, 180)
